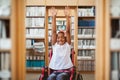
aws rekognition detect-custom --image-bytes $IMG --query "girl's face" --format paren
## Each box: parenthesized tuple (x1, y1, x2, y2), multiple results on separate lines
(57, 32, 65, 45)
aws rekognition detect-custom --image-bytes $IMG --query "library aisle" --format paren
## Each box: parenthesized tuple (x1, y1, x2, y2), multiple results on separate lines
(26, 73, 95, 80)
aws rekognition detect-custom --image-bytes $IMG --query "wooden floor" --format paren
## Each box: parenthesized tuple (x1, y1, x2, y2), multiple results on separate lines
(82, 74, 95, 80)
(26, 73, 95, 80)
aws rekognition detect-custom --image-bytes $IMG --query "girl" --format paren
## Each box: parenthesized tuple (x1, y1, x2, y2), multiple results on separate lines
(47, 7, 73, 80)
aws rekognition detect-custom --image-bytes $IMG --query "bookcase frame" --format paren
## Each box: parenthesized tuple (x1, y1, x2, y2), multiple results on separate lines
(25, 5, 47, 73)
(0, 0, 25, 80)
(25, 0, 96, 74)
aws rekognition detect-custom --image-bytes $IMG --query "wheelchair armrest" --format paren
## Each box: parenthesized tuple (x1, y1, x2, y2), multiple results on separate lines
(39, 66, 48, 80)
(70, 66, 76, 80)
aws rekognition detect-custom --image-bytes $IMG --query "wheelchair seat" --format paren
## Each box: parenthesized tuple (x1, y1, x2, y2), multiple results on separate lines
(39, 48, 76, 80)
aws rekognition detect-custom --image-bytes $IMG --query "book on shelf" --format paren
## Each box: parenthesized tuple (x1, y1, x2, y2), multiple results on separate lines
(111, 39, 120, 50)
(78, 20, 95, 27)
(78, 28, 95, 38)
(0, 38, 11, 50)
(33, 42, 45, 53)
(77, 60, 95, 71)
(26, 29, 45, 38)
(0, 20, 11, 50)
(26, 18, 45, 27)
(78, 50, 95, 59)
(110, 0, 120, 17)
(26, 56, 45, 69)
(0, 0, 11, 16)
(78, 7, 95, 17)
(110, 19, 120, 50)
(0, 53, 11, 79)
(111, 52, 120, 80)
(26, 6, 45, 16)
(78, 40, 95, 49)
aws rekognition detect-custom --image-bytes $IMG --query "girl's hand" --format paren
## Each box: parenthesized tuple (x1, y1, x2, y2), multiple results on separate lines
(50, 7, 57, 16)
(64, 6, 70, 16)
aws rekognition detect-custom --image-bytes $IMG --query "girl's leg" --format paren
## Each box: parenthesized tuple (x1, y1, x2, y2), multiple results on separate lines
(56, 72, 70, 80)
(47, 73, 56, 80)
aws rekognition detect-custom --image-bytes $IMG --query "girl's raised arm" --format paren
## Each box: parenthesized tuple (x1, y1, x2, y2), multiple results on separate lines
(64, 6, 71, 45)
(50, 7, 57, 45)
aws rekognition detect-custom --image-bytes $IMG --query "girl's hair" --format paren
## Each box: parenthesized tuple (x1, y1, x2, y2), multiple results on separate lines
(57, 31, 65, 36)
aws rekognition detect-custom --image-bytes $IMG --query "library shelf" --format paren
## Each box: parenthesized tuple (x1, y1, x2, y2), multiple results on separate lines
(0, 49, 11, 52)
(26, 68, 42, 73)
(78, 49, 95, 50)
(78, 38, 95, 40)
(26, 16, 45, 18)
(26, 27, 45, 29)
(78, 26, 95, 29)
(0, 16, 10, 20)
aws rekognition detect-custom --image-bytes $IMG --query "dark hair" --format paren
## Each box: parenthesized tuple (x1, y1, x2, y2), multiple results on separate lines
(57, 31, 65, 35)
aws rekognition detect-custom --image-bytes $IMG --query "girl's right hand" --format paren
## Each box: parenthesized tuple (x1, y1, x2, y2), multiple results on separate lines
(50, 7, 57, 16)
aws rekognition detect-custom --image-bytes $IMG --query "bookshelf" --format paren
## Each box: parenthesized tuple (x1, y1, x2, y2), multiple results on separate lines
(0, 0, 12, 79)
(77, 6, 96, 73)
(0, 0, 25, 80)
(109, 0, 120, 80)
(25, 5, 46, 72)
(95, 0, 120, 80)
(25, 0, 96, 79)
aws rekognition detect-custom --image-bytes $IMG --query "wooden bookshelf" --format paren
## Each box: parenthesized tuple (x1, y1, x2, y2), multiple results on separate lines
(0, 49, 11, 52)
(24, 0, 97, 79)
(78, 27, 95, 29)
(26, 68, 41, 73)
(78, 0, 95, 6)
(26, 27, 45, 29)
(46, 0, 77, 6)
(0, 16, 10, 20)
(25, 5, 46, 74)
(0, 0, 25, 80)
(77, 5, 96, 73)
(26, 0, 45, 6)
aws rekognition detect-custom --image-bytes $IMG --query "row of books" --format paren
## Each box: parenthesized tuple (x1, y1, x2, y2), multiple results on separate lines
(26, 56, 44, 60)
(25, 18, 45, 27)
(26, 7, 45, 16)
(110, 0, 120, 17)
(77, 60, 95, 71)
(26, 60, 45, 69)
(111, 52, 120, 80)
(0, 53, 11, 78)
(26, 41, 45, 53)
(0, 20, 11, 50)
(0, 39, 11, 50)
(0, 0, 11, 16)
(77, 50, 95, 59)
(26, 29, 45, 38)
(26, 56, 45, 68)
(78, 40, 95, 49)
(78, 20, 95, 26)
(33, 42, 45, 53)
(78, 28, 95, 38)
(0, 20, 9, 38)
(78, 7, 95, 17)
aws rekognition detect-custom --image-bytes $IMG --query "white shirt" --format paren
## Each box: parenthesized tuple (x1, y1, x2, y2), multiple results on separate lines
(49, 42, 73, 70)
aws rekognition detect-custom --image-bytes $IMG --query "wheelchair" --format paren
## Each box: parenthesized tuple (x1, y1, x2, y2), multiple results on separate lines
(39, 48, 77, 80)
